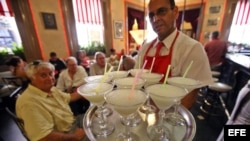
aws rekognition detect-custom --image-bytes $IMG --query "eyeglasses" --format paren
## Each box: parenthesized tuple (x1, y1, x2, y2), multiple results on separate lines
(148, 7, 171, 20)
(33, 60, 42, 66)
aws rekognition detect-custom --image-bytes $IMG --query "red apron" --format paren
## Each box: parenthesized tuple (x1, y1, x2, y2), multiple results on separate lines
(144, 31, 179, 82)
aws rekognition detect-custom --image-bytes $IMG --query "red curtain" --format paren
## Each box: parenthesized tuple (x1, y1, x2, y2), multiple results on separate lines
(0, 0, 13, 16)
(176, 8, 200, 33)
(73, 0, 103, 25)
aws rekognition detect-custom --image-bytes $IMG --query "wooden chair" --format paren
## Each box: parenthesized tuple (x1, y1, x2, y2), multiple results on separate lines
(5, 107, 29, 141)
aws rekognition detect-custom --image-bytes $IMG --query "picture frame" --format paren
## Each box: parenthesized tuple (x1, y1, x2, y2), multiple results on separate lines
(209, 5, 221, 14)
(207, 18, 218, 26)
(41, 12, 57, 29)
(113, 20, 123, 39)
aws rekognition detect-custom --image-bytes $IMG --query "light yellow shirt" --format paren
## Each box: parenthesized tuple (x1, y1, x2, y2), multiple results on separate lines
(16, 84, 74, 141)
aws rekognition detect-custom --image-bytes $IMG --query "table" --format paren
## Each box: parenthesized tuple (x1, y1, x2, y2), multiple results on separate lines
(83, 104, 196, 141)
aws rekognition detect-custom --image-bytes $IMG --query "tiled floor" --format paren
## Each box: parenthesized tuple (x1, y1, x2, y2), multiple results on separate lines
(0, 97, 228, 141)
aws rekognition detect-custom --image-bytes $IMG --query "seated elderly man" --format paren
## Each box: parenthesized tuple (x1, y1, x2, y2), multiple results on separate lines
(56, 56, 90, 116)
(16, 60, 86, 141)
(89, 52, 111, 76)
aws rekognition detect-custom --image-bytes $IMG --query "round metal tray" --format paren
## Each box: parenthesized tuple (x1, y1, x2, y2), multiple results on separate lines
(83, 104, 196, 141)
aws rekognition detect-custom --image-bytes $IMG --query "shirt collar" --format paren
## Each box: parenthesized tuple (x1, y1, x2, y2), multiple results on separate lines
(156, 28, 177, 49)
(28, 84, 53, 98)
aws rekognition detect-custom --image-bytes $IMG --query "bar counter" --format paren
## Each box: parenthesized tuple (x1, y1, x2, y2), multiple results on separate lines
(220, 53, 250, 111)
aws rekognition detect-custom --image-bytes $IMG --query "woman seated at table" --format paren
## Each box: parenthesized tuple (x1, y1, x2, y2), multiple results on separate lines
(89, 52, 111, 76)
(16, 60, 86, 141)
(5, 55, 29, 89)
(56, 56, 90, 116)
(76, 50, 90, 73)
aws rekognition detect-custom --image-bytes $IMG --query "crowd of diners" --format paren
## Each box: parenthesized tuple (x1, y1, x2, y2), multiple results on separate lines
(2, 0, 250, 140)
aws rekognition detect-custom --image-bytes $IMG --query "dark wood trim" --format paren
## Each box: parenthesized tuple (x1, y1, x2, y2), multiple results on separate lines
(60, 0, 79, 56)
(10, 0, 42, 62)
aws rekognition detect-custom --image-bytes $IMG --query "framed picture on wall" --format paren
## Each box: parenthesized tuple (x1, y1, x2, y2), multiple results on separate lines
(209, 5, 221, 14)
(207, 18, 218, 26)
(41, 12, 57, 29)
(113, 20, 123, 39)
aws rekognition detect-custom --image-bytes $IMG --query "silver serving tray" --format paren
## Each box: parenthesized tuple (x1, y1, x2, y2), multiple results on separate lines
(83, 104, 196, 141)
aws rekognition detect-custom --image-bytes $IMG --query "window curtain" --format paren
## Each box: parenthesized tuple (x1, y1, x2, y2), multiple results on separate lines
(176, 8, 200, 33)
(73, 0, 102, 25)
(72, 0, 104, 47)
(228, 0, 250, 45)
(0, 0, 13, 16)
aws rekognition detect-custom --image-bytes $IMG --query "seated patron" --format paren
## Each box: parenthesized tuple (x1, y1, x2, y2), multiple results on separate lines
(108, 48, 119, 66)
(16, 60, 86, 141)
(89, 52, 111, 76)
(5, 55, 29, 89)
(76, 50, 90, 73)
(217, 80, 250, 141)
(120, 55, 135, 71)
(204, 31, 228, 68)
(56, 56, 89, 115)
(49, 52, 67, 79)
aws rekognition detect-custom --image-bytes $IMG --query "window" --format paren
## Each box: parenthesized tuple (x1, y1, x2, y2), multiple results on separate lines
(0, 0, 22, 52)
(72, 0, 104, 47)
(228, 0, 250, 45)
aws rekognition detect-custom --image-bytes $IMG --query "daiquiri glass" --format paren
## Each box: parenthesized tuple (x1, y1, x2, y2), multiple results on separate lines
(167, 77, 201, 126)
(84, 75, 113, 117)
(114, 77, 146, 127)
(139, 72, 164, 114)
(146, 84, 187, 141)
(77, 82, 114, 136)
(105, 89, 147, 141)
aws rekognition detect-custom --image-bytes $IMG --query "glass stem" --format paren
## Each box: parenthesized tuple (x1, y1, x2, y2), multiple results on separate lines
(174, 100, 181, 115)
(124, 116, 131, 137)
(97, 105, 106, 125)
(158, 109, 165, 125)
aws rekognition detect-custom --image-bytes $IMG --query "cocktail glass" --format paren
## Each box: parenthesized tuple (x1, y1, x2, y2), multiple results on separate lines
(139, 72, 164, 114)
(105, 89, 147, 141)
(84, 75, 113, 117)
(108, 71, 129, 81)
(146, 84, 187, 141)
(167, 77, 201, 126)
(114, 77, 145, 126)
(77, 82, 115, 136)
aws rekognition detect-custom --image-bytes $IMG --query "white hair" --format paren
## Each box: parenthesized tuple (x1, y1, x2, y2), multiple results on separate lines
(25, 60, 55, 79)
(94, 52, 105, 60)
(65, 56, 77, 64)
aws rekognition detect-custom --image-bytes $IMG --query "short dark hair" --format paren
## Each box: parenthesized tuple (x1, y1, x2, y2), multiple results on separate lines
(50, 52, 56, 57)
(110, 48, 115, 53)
(5, 56, 22, 67)
(211, 31, 219, 38)
(169, 0, 176, 9)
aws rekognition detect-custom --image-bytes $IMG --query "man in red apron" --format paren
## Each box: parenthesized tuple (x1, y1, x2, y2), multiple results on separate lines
(136, 0, 213, 109)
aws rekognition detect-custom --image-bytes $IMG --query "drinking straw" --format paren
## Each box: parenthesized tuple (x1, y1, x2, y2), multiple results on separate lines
(104, 62, 107, 74)
(117, 55, 123, 71)
(183, 60, 194, 78)
(163, 64, 171, 86)
(129, 60, 148, 100)
(95, 66, 114, 93)
(138, 55, 141, 69)
(149, 57, 156, 73)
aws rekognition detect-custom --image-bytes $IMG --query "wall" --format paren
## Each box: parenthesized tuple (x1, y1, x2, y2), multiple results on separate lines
(29, 0, 69, 60)
(199, 0, 238, 44)
(110, 0, 125, 53)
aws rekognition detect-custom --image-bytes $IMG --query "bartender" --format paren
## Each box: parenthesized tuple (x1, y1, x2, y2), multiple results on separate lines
(136, 0, 213, 109)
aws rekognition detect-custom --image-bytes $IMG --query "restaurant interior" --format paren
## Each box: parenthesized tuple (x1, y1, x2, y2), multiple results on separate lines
(0, 0, 250, 140)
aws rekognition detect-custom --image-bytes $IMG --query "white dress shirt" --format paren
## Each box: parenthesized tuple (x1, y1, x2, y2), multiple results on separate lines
(56, 66, 88, 91)
(136, 29, 213, 86)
